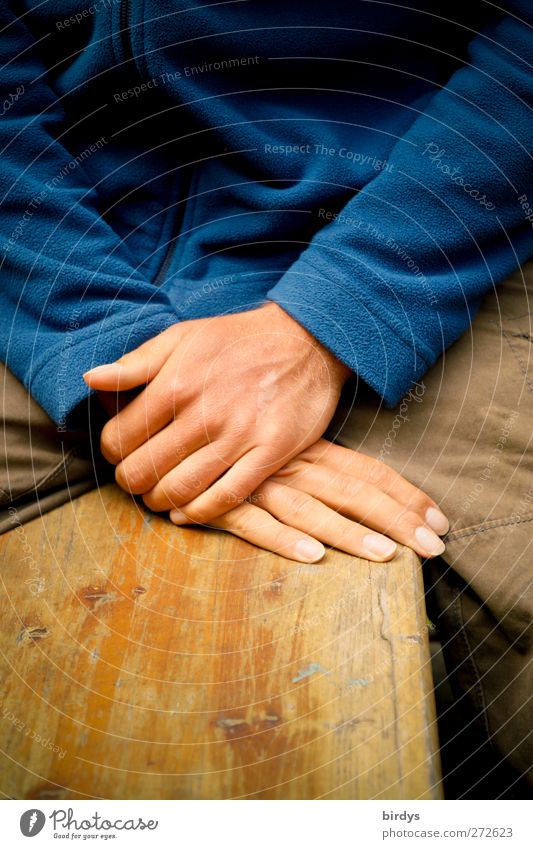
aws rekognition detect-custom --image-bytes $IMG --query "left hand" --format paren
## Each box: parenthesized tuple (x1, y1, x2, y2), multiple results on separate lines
(169, 438, 448, 562)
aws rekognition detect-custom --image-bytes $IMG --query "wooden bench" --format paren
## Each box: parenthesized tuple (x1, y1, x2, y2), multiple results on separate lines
(0, 484, 442, 799)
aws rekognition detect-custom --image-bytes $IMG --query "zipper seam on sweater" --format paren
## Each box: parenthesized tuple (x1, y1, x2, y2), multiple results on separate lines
(118, 0, 176, 286)
(154, 234, 176, 286)
(119, 0, 137, 74)
(153, 165, 195, 286)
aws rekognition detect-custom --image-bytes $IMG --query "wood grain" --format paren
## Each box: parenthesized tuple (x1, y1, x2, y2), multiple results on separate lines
(0, 484, 442, 799)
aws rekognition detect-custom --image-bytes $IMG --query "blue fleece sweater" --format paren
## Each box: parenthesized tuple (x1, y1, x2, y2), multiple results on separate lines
(1, 0, 532, 425)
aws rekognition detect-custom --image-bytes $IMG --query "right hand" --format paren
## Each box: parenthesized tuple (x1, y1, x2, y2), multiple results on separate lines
(169, 438, 449, 563)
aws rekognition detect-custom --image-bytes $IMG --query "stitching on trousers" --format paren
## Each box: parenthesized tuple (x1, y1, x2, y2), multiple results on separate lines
(446, 513, 533, 542)
(509, 332, 533, 343)
(500, 329, 533, 396)
(43, 448, 83, 488)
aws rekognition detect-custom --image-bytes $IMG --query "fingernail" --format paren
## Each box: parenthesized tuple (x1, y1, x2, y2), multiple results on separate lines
(170, 509, 188, 524)
(83, 363, 122, 378)
(295, 539, 325, 562)
(425, 506, 449, 535)
(415, 526, 446, 556)
(362, 534, 397, 559)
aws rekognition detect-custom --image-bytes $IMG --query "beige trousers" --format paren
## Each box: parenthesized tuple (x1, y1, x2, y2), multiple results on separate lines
(328, 262, 533, 794)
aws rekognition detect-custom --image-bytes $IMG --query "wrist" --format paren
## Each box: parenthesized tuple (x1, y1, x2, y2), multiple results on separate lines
(259, 301, 351, 385)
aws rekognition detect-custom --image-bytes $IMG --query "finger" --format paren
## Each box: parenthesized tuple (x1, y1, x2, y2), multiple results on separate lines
(170, 501, 326, 564)
(177, 444, 292, 524)
(83, 325, 179, 391)
(114, 422, 206, 494)
(96, 388, 139, 418)
(272, 460, 433, 531)
(142, 442, 239, 512)
(254, 480, 399, 561)
(263, 470, 445, 558)
(289, 439, 449, 533)
(99, 366, 187, 464)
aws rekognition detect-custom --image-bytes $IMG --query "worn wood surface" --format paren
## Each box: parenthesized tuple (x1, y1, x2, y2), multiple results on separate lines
(0, 484, 442, 799)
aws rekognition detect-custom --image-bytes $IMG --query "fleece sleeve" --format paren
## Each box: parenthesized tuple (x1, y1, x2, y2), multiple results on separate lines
(0, 2, 178, 427)
(267, 0, 533, 407)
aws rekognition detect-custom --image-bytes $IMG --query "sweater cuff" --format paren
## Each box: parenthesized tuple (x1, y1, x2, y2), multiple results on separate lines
(29, 305, 179, 429)
(266, 257, 433, 407)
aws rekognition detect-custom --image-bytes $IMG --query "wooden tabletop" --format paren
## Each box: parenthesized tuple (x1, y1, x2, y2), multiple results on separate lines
(0, 484, 442, 799)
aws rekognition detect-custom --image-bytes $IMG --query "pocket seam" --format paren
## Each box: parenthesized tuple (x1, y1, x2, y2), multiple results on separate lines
(446, 512, 533, 541)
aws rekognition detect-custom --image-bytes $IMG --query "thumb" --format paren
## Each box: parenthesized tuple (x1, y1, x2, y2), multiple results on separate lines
(83, 325, 179, 391)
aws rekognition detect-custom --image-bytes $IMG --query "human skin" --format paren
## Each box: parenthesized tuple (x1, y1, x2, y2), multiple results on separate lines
(84, 304, 447, 562)
(169, 438, 448, 563)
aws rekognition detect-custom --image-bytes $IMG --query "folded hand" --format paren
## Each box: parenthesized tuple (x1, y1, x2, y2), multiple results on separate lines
(84, 304, 350, 523)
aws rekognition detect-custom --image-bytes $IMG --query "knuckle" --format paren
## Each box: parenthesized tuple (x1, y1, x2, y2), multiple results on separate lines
(169, 432, 189, 464)
(208, 504, 241, 530)
(272, 457, 305, 480)
(100, 423, 121, 463)
(161, 481, 196, 509)
(406, 493, 433, 517)
(141, 491, 166, 512)
(337, 475, 365, 503)
(270, 525, 294, 557)
(186, 483, 244, 524)
(174, 497, 211, 523)
(395, 508, 422, 536)
(115, 459, 151, 494)
(365, 459, 393, 490)
(227, 503, 256, 532)
(142, 479, 193, 512)
(184, 504, 215, 524)
(223, 417, 249, 441)
(287, 489, 312, 517)
(221, 485, 248, 508)
(259, 420, 287, 446)
(155, 376, 184, 411)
